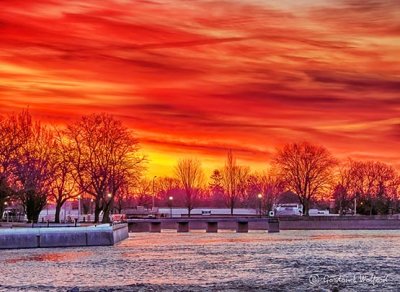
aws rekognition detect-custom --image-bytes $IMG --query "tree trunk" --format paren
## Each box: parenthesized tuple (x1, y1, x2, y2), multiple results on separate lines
(25, 190, 46, 223)
(303, 201, 309, 216)
(188, 207, 191, 218)
(230, 205, 234, 215)
(55, 204, 61, 223)
(94, 203, 101, 223)
(102, 203, 111, 223)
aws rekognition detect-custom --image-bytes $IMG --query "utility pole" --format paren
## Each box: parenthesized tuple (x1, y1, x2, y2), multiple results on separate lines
(354, 197, 357, 215)
(152, 176, 157, 210)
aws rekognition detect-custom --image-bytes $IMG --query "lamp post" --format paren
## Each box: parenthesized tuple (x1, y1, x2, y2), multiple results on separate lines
(108, 192, 113, 214)
(62, 192, 67, 223)
(89, 198, 94, 222)
(354, 197, 357, 216)
(77, 195, 81, 222)
(168, 196, 173, 218)
(46, 201, 49, 222)
(64, 198, 67, 223)
(152, 176, 157, 210)
(4, 202, 8, 222)
(90, 198, 94, 214)
(257, 193, 263, 218)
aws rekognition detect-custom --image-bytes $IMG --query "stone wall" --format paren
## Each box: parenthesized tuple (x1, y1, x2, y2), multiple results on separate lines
(127, 217, 400, 232)
(0, 223, 129, 249)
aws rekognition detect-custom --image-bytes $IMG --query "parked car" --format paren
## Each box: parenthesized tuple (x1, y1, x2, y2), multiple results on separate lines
(111, 213, 127, 223)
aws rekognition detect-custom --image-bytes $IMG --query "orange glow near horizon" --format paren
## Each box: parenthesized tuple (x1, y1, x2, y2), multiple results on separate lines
(0, 0, 399, 177)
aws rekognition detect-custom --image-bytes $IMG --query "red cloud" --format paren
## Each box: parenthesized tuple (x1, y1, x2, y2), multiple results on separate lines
(0, 0, 399, 174)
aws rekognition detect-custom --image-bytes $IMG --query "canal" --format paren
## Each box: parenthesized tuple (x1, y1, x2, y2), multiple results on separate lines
(0, 230, 399, 291)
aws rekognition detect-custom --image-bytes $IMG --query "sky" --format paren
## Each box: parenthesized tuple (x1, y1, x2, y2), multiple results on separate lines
(0, 0, 399, 177)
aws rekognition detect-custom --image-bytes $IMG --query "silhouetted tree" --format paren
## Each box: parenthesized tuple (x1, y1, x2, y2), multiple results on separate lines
(332, 161, 355, 215)
(221, 150, 250, 215)
(342, 160, 399, 215)
(156, 177, 180, 202)
(50, 130, 80, 223)
(134, 178, 153, 208)
(65, 113, 145, 223)
(12, 112, 55, 222)
(247, 172, 285, 214)
(274, 142, 336, 216)
(209, 169, 225, 207)
(0, 178, 13, 220)
(174, 158, 204, 217)
(0, 111, 30, 218)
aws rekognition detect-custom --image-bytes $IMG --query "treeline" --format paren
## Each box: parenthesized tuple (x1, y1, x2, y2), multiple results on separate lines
(1, 111, 399, 222)
(0, 111, 144, 223)
(156, 144, 400, 217)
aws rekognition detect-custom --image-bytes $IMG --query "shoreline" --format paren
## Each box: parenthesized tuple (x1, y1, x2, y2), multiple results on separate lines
(127, 216, 400, 232)
(0, 223, 128, 250)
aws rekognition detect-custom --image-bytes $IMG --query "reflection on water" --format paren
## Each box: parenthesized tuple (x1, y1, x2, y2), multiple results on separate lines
(5, 251, 92, 264)
(0, 230, 399, 291)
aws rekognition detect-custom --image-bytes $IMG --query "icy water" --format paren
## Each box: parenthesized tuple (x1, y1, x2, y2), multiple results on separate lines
(1, 230, 400, 291)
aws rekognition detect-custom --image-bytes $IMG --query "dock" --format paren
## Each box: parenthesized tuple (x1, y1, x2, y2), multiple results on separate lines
(127, 218, 280, 233)
(127, 215, 400, 232)
(0, 223, 128, 249)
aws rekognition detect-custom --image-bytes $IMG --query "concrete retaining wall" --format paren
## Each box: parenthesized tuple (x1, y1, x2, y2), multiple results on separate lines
(279, 218, 400, 230)
(0, 223, 129, 249)
(112, 224, 129, 243)
(127, 217, 400, 232)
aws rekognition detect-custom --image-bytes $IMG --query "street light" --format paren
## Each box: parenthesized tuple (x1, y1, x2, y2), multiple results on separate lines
(152, 176, 157, 210)
(257, 193, 263, 218)
(354, 197, 357, 216)
(4, 202, 8, 222)
(107, 193, 113, 217)
(77, 195, 81, 222)
(90, 198, 94, 215)
(168, 196, 173, 218)
(63, 194, 67, 223)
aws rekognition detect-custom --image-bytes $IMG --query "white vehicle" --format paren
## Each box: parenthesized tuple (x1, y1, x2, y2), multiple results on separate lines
(274, 204, 303, 216)
(2, 208, 26, 222)
(309, 209, 330, 216)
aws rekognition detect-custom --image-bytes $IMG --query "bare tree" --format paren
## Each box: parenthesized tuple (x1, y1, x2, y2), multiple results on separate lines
(0, 111, 30, 217)
(49, 130, 80, 223)
(134, 178, 153, 207)
(156, 177, 180, 201)
(209, 170, 225, 207)
(12, 113, 55, 222)
(344, 160, 399, 215)
(333, 160, 360, 215)
(174, 158, 204, 217)
(248, 172, 285, 214)
(221, 150, 250, 215)
(274, 142, 336, 215)
(113, 178, 134, 214)
(154, 176, 182, 208)
(65, 113, 145, 223)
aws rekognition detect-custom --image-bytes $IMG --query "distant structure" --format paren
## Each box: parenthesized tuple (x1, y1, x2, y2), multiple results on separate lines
(274, 191, 303, 216)
(124, 207, 257, 218)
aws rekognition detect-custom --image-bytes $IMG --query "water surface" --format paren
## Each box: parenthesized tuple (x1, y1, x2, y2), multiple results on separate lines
(0, 230, 399, 291)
